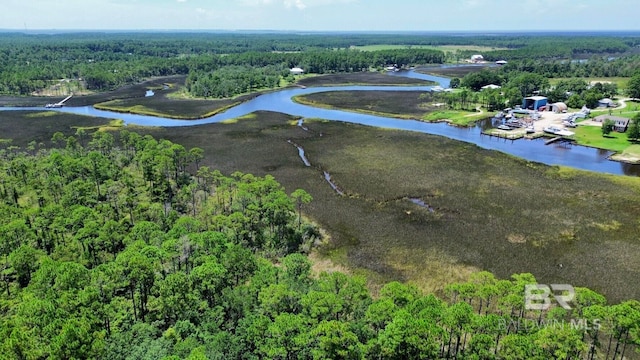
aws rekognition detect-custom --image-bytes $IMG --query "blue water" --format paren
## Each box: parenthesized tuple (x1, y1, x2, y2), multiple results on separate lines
(1, 68, 639, 176)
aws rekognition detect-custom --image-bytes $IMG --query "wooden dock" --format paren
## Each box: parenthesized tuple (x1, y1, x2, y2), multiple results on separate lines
(544, 136, 562, 145)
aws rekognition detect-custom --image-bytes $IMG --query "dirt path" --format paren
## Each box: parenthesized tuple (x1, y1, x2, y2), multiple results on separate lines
(616, 98, 631, 110)
(464, 106, 483, 117)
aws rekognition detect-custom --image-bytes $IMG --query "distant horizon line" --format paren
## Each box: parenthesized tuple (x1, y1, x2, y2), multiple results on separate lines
(1, 29, 640, 35)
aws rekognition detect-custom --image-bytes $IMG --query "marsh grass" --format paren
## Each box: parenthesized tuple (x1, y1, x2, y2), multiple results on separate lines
(94, 95, 244, 120)
(296, 91, 486, 126)
(134, 114, 640, 302)
(24, 111, 60, 118)
(7, 93, 640, 302)
(296, 72, 435, 87)
(415, 64, 492, 78)
(294, 91, 426, 119)
(0, 111, 113, 147)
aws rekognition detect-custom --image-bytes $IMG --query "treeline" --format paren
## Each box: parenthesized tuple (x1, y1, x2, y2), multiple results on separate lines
(185, 65, 285, 98)
(498, 56, 640, 78)
(1, 130, 639, 359)
(450, 56, 638, 110)
(184, 49, 444, 98)
(1, 31, 638, 96)
(480, 38, 631, 61)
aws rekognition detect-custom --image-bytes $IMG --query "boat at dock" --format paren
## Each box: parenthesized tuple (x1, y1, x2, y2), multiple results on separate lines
(543, 126, 575, 137)
(44, 94, 73, 108)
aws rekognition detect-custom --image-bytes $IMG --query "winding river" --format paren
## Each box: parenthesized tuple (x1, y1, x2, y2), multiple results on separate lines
(2, 68, 639, 176)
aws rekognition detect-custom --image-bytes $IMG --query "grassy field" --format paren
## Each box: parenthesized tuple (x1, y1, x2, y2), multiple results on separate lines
(550, 77, 630, 89)
(590, 100, 640, 117)
(573, 125, 634, 152)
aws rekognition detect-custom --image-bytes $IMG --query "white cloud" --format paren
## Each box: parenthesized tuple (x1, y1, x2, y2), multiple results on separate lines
(177, 0, 187, 3)
(284, 0, 306, 10)
(239, 0, 358, 11)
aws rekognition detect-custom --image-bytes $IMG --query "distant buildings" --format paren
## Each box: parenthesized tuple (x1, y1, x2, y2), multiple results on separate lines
(481, 84, 501, 90)
(522, 96, 548, 111)
(471, 54, 484, 63)
(550, 102, 567, 113)
(289, 67, 304, 75)
(598, 98, 615, 108)
(594, 115, 630, 132)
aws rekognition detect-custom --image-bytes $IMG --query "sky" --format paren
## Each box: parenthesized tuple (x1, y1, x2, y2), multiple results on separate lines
(2, 0, 639, 32)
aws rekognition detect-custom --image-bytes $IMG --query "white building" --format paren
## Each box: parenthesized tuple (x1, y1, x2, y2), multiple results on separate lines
(290, 67, 304, 75)
(471, 54, 484, 62)
(481, 84, 501, 90)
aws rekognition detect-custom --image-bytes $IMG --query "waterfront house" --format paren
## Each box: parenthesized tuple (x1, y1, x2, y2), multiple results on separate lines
(594, 115, 630, 132)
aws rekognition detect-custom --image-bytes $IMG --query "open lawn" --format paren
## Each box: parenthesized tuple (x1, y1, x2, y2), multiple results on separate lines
(550, 77, 630, 89)
(590, 100, 640, 118)
(573, 125, 635, 152)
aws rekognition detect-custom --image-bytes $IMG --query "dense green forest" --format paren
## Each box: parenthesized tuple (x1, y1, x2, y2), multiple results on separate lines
(0, 32, 638, 98)
(2, 32, 640, 358)
(0, 130, 639, 359)
(442, 58, 640, 111)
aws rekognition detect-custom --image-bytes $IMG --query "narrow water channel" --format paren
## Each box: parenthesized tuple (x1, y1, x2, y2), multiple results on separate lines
(1, 67, 638, 176)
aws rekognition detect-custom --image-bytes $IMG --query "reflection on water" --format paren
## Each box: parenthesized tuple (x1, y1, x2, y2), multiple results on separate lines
(1, 69, 639, 176)
(287, 140, 311, 167)
(323, 171, 344, 196)
(408, 198, 435, 213)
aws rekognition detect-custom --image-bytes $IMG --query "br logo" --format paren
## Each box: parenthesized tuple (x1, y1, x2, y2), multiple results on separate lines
(525, 284, 575, 310)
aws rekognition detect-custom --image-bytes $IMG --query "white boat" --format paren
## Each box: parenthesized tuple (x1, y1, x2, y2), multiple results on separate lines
(44, 94, 73, 108)
(544, 126, 575, 136)
(556, 129, 575, 136)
